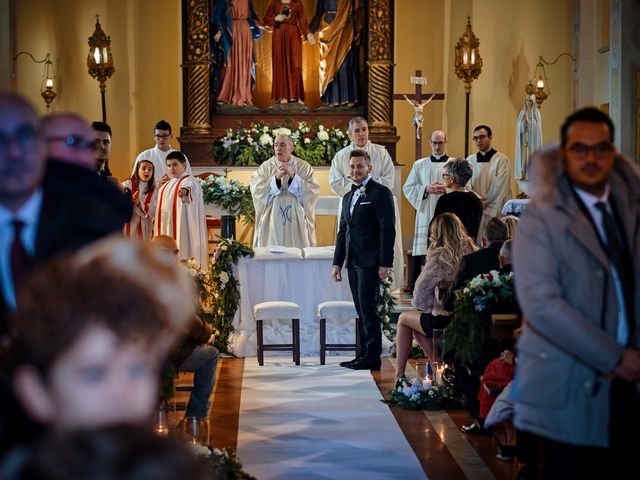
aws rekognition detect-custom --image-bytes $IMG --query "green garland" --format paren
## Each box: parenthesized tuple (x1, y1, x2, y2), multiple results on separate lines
(378, 269, 396, 344)
(448, 270, 515, 368)
(185, 239, 254, 353)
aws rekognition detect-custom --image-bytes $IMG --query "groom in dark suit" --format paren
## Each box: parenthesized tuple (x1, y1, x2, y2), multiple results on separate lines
(331, 150, 395, 370)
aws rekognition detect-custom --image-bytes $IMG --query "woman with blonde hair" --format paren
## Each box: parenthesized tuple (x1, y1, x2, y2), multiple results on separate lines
(394, 212, 477, 384)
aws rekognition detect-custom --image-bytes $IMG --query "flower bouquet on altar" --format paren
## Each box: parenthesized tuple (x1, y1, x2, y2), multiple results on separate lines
(448, 270, 516, 369)
(213, 121, 350, 166)
(200, 170, 255, 225)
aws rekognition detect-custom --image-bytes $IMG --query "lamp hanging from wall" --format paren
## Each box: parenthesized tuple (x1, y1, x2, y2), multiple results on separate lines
(454, 17, 483, 157)
(13, 51, 57, 110)
(87, 14, 115, 123)
(525, 52, 576, 108)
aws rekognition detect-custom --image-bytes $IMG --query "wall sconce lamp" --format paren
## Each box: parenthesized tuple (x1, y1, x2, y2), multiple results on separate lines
(13, 51, 57, 110)
(454, 16, 483, 157)
(525, 52, 576, 108)
(87, 14, 115, 123)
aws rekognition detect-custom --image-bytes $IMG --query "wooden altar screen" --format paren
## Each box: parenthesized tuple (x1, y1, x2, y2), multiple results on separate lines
(179, 0, 398, 166)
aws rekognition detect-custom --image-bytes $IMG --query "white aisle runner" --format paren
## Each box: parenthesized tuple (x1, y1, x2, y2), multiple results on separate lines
(237, 357, 427, 480)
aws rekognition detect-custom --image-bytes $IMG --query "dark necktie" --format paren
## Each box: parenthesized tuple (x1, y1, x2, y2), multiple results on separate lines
(595, 201, 635, 335)
(351, 183, 360, 192)
(10, 219, 28, 294)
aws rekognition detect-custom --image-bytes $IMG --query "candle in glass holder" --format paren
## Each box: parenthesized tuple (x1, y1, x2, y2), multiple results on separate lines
(155, 424, 169, 436)
(422, 376, 432, 390)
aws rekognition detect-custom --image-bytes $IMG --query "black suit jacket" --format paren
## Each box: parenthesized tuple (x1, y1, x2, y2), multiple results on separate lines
(332, 178, 395, 269)
(1, 160, 133, 335)
(443, 242, 504, 312)
(34, 159, 133, 262)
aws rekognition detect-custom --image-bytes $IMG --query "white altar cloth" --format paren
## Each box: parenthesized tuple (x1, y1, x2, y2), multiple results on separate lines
(228, 249, 395, 357)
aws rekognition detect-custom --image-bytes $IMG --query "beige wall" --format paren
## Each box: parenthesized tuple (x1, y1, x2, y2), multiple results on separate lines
(14, 0, 183, 180)
(396, 0, 574, 243)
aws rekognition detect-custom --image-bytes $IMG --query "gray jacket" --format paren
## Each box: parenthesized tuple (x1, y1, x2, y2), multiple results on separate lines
(512, 145, 640, 447)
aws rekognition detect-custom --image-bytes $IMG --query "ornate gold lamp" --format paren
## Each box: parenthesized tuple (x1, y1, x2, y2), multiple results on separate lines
(87, 14, 115, 122)
(525, 52, 576, 108)
(13, 51, 57, 110)
(454, 17, 483, 157)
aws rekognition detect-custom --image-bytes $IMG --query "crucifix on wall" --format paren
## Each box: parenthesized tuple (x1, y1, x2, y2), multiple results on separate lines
(393, 70, 445, 159)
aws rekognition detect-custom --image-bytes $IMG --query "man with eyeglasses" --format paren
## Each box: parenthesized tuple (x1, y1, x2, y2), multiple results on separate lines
(468, 125, 512, 244)
(0, 92, 47, 334)
(38, 113, 131, 262)
(512, 107, 640, 478)
(133, 120, 191, 182)
(402, 129, 450, 292)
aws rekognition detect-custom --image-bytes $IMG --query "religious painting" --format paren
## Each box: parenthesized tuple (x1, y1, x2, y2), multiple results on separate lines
(210, 0, 366, 112)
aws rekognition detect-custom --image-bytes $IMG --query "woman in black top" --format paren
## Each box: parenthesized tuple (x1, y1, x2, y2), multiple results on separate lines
(432, 158, 483, 242)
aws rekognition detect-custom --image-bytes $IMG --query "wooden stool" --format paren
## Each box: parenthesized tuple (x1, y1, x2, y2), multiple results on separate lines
(253, 301, 301, 366)
(316, 301, 361, 365)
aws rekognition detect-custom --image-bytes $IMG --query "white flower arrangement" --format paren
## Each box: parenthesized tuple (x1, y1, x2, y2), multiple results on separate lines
(213, 121, 350, 166)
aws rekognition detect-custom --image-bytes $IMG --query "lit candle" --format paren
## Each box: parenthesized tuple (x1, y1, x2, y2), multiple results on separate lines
(155, 425, 169, 436)
(463, 50, 468, 65)
(536, 79, 544, 89)
(93, 47, 101, 64)
(45, 78, 53, 88)
(422, 377, 432, 390)
(435, 366, 445, 386)
(470, 50, 475, 65)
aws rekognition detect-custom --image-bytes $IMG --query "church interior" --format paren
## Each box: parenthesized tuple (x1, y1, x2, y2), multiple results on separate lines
(6, 0, 637, 248)
(2, 0, 640, 479)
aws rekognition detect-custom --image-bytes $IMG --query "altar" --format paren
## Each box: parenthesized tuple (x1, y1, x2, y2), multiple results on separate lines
(228, 247, 393, 358)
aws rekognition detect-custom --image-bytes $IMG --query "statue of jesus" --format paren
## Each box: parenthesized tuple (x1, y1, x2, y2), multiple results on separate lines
(404, 93, 435, 140)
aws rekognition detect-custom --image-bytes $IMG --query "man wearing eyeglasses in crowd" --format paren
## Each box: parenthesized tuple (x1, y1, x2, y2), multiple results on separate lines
(133, 120, 191, 183)
(512, 107, 640, 479)
(402, 129, 450, 292)
(467, 125, 512, 244)
(39, 112, 131, 259)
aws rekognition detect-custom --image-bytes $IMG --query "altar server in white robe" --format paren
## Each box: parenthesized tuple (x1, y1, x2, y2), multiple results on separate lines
(329, 116, 394, 196)
(132, 120, 192, 182)
(250, 134, 320, 248)
(402, 129, 449, 290)
(468, 125, 512, 243)
(155, 151, 208, 268)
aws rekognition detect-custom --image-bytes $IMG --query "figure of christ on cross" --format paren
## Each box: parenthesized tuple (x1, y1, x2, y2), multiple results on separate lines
(393, 69, 445, 160)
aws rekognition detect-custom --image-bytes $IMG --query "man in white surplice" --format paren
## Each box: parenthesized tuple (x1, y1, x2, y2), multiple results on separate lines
(468, 125, 512, 243)
(329, 116, 394, 195)
(250, 134, 320, 248)
(330, 116, 405, 288)
(402, 129, 449, 291)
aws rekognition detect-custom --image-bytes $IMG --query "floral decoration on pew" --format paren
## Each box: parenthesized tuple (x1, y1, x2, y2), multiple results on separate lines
(200, 170, 255, 225)
(448, 270, 516, 367)
(379, 269, 397, 346)
(190, 444, 257, 480)
(184, 238, 254, 353)
(213, 121, 350, 166)
(384, 374, 461, 411)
